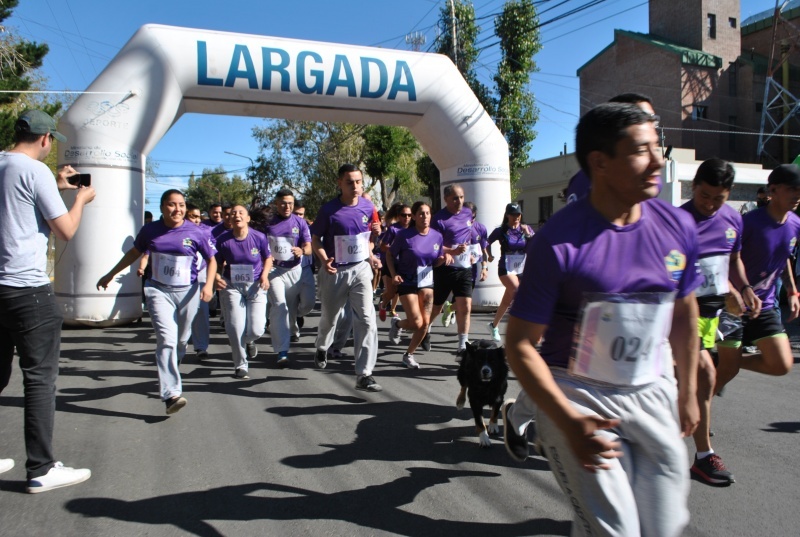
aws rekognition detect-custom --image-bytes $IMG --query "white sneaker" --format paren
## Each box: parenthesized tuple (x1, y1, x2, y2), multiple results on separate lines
(0, 458, 14, 475)
(488, 322, 501, 342)
(388, 316, 402, 345)
(26, 462, 91, 493)
(402, 353, 420, 369)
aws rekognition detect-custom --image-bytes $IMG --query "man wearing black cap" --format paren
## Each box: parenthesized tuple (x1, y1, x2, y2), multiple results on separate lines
(716, 164, 800, 408)
(0, 109, 95, 492)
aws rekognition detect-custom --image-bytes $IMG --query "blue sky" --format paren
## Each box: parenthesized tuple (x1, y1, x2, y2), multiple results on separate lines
(8, 0, 772, 212)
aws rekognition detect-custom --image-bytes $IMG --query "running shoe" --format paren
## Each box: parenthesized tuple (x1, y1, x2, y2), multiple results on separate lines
(502, 400, 529, 462)
(389, 316, 402, 345)
(314, 349, 328, 369)
(165, 396, 187, 415)
(246, 342, 258, 359)
(327, 348, 343, 361)
(441, 301, 454, 327)
(455, 347, 466, 363)
(277, 352, 289, 369)
(290, 335, 300, 343)
(402, 353, 420, 369)
(379, 303, 387, 322)
(355, 375, 383, 392)
(421, 332, 432, 352)
(0, 458, 14, 475)
(488, 322, 501, 342)
(235, 368, 250, 379)
(691, 453, 735, 485)
(26, 462, 91, 494)
(389, 310, 398, 318)
(196, 350, 208, 359)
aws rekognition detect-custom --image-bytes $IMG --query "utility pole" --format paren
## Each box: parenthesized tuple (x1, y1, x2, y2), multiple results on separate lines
(405, 32, 427, 51)
(224, 150, 256, 201)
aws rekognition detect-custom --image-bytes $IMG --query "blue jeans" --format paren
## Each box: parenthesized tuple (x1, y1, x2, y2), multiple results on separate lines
(0, 283, 61, 479)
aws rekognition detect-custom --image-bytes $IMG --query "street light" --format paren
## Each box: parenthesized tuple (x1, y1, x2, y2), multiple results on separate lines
(224, 150, 256, 198)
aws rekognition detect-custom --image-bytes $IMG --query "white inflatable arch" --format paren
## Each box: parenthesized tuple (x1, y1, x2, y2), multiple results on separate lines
(56, 25, 510, 325)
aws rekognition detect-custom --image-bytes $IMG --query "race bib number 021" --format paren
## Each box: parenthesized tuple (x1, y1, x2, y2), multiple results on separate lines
(334, 231, 370, 264)
(696, 254, 729, 297)
(151, 253, 192, 287)
(569, 291, 675, 386)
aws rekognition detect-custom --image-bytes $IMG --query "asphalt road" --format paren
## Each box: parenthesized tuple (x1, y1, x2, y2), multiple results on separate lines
(1, 305, 799, 536)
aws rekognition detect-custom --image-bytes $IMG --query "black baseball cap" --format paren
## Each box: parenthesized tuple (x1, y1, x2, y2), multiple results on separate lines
(768, 164, 800, 188)
(505, 202, 522, 215)
(15, 110, 66, 143)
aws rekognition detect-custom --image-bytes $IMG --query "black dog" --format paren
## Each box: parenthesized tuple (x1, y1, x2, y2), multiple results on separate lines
(456, 340, 508, 447)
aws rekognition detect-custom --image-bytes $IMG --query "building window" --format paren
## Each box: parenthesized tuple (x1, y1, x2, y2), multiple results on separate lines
(729, 17, 737, 28)
(692, 105, 708, 120)
(728, 116, 737, 152)
(538, 196, 553, 221)
(708, 14, 717, 39)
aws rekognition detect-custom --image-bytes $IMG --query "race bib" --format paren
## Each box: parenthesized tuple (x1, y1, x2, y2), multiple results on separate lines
(334, 231, 370, 264)
(230, 264, 254, 284)
(569, 292, 675, 386)
(696, 254, 729, 297)
(452, 246, 472, 269)
(417, 265, 433, 287)
(470, 244, 483, 264)
(269, 235, 295, 262)
(505, 253, 526, 275)
(151, 253, 192, 287)
(195, 253, 207, 283)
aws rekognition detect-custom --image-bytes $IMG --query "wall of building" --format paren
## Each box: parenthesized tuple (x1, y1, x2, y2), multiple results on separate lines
(516, 153, 578, 224)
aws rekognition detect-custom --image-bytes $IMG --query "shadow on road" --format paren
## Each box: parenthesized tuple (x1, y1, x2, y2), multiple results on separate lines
(65, 467, 570, 536)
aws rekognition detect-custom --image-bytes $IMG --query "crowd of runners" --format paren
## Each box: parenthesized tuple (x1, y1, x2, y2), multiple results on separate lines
(3, 102, 800, 536)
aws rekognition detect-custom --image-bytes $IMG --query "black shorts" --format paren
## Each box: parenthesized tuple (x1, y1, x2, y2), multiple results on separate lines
(719, 307, 786, 348)
(381, 263, 391, 278)
(397, 284, 431, 296)
(433, 266, 473, 305)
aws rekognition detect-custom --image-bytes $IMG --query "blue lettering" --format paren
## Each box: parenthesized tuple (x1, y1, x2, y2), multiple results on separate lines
(325, 55, 357, 97)
(262, 47, 291, 91)
(388, 61, 416, 101)
(360, 57, 387, 99)
(225, 45, 258, 88)
(197, 41, 223, 87)
(297, 51, 324, 94)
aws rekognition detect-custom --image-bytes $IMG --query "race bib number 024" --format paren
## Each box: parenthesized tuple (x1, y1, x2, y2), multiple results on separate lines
(569, 292, 675, 386)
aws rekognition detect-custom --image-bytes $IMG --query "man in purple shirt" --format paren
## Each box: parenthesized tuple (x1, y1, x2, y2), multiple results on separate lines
(267, 189, 313, 368)
(716, 164, 800, 408)
(310, 164, 383, 392)
(680, 159, 760, 486)
(429, 184, 477, 360)
(505, 103, 701, 535)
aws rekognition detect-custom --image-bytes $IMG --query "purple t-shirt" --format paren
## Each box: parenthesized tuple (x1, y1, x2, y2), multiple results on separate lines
(379, 222, 406, 265)
(214, 228, 272, 281)
(266, 214, 311, 269)
(740, 207, 800, 310)
(390, 227, 444, 286)
(310, 197, 376, 267)
(431, 206, 474, 247)
(211, 222, 230, 240)
(510, 197, 701, 369)
(680, 201, 743, 316)
(134, 220, 216, 285)
(488, 224, 534, 269)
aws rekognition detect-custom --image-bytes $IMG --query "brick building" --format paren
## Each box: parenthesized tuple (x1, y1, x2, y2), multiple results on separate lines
(577, 0, 800, 165)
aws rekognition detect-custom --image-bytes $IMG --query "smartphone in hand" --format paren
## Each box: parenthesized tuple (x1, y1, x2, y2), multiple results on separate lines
(67, 173, 91, 187)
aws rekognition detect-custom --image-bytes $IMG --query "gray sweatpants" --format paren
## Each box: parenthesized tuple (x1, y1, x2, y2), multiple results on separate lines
(315, 261, 377, 376)
(537, 368, 689, 537)
(219, 281, 267, 371)
(269, 264, 315, 354)
(144, 281, 200, 401)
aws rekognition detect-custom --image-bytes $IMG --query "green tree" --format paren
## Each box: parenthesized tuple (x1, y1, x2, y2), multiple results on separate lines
(363, 125, 419, 209)
(0, 0, 57, 150)
(251, 120, 367, 218)
(494, 0, 541, 187)
(184, 166, 251, 211)
(436, 0, 496, 117)
(416, 154, 441, 210)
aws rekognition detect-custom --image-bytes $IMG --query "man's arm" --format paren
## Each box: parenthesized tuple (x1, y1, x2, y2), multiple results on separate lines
(47, 187, 96, 241)
(505, 315, 621, 471)
(669, 293, 700, 437)
(728, 251, 761, 318)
